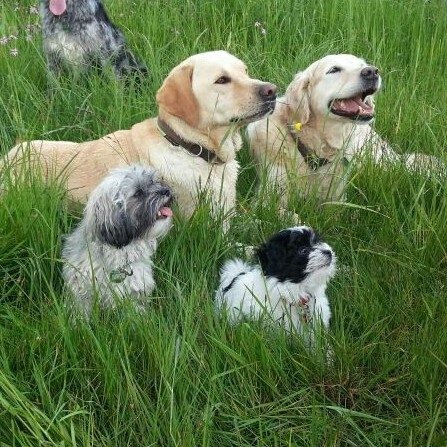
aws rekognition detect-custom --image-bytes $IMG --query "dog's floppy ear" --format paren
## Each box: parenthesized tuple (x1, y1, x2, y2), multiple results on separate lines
(256, 233, 287, 277)
(93, 196, 139, 249)
(156, 64, 199, 127)
(285, 71, 311, 125)
(256, 243, 269, 274)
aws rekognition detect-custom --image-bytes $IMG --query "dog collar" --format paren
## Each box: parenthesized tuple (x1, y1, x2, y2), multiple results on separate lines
(109, 266, 133, 283)
(157, 118, 225, 165)
(295, 294, 312, 324)
(288, 125, 331, 171)
(281, 294, 313, 324)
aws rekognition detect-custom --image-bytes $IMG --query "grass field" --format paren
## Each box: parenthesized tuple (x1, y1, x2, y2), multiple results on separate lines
(1, 0, 447, 445)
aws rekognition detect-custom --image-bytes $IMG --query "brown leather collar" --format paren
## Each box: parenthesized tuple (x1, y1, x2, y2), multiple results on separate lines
(288, 126, 331, 171)
(157, 118, 225, 165)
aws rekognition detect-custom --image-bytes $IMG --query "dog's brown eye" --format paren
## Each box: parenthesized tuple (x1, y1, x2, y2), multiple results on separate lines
(215, 76, 231, 84)
(326, 66, 341, 74)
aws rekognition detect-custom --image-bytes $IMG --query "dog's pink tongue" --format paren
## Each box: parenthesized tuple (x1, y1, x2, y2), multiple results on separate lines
(159, 207, 173, 217)
(49, 0, 67, 15)
(352, 96, 372, 111)
(332, 96, 373, 116)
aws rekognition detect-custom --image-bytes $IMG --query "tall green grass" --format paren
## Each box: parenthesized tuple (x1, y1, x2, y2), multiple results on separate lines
(0, 0, 446, 445)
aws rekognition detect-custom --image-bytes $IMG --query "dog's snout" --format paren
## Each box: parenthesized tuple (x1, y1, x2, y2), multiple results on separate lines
(360, 66, 379, 80)
(258, 82, 277, 100)
(321, 249, 332, 260)
(159, 187, 171, 197)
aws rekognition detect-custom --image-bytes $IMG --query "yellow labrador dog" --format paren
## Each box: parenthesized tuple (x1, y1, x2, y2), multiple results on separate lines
(248, 54, 441, 202)
(3, 50, 277, 218)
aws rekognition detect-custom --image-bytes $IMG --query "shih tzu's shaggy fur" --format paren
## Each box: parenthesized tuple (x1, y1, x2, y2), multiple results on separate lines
(62, 165, 173, 319)
(215, 226, 336, 334)
(40, 0, 147, 78)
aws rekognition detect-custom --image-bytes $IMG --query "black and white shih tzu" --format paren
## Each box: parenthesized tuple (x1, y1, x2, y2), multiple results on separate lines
(40, 0, 148, 78)
(215, 226, 336, 335)
(62, 165, 173, 319)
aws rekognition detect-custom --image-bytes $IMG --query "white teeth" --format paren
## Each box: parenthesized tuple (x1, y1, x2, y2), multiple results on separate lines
(157, 211, 161, 216)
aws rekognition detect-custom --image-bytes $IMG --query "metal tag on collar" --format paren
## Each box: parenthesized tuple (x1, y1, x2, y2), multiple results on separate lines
(307, 153, 323, 171)
(109, 267, 133, 283)
(308, 158, 320, 171)
(194, 145, 203, 158)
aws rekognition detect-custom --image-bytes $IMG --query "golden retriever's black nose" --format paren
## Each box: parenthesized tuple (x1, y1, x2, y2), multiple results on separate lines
(360, 66, 379, 80)
(259, 83, 277, 100)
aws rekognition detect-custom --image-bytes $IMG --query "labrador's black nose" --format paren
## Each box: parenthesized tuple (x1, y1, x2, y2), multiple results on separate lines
(259, 82, 277, 100)
(360, 66, 379, 80)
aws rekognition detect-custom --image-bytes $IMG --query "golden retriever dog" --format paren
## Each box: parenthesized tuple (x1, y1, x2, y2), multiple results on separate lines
(2, 50, 277, 218)
(248, 54, 442, 203)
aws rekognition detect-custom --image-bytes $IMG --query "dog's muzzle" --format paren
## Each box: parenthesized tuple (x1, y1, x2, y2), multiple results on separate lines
(156, 193, 173, 219)
(328, 65, 380, 121)
(230, 100, 276, 124)
(229, 82, 277, 124)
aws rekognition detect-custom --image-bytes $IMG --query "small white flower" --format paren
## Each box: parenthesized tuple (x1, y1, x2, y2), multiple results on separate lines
(26, 35, 33, 42)
(254, 21, 266, 35)
(26, 24, 38, 34)
(9, 34, 18, 40)
(0, 36, 9, 45)
(29, 5, 39, 14)
(10, 48, 18, 57)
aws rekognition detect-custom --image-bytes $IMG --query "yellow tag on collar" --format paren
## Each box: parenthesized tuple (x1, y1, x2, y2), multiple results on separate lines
(293, 122, 302, 132)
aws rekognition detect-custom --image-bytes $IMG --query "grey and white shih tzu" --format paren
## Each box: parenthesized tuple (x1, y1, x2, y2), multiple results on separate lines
(62, 165, 173, 319)
(40, 0, 148, 78)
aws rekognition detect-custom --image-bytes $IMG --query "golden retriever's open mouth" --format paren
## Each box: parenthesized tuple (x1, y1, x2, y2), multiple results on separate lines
(329, 90, 375, 121)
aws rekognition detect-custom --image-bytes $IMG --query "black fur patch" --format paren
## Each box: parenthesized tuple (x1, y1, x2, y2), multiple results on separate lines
(94, 1, 109, 23)
(256, 227, 321, 283)
(99, 208, 140, 249)
(222, 271, 247, 294)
